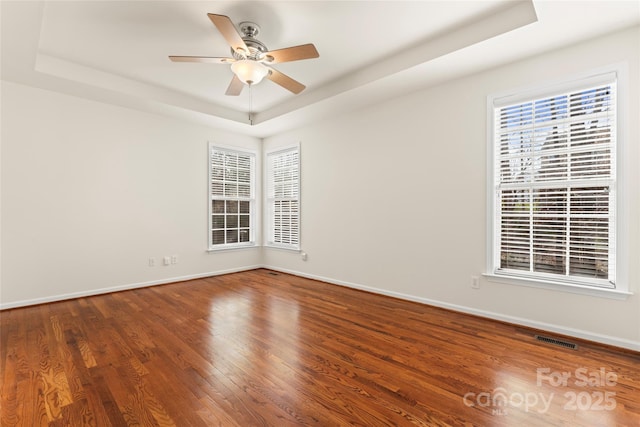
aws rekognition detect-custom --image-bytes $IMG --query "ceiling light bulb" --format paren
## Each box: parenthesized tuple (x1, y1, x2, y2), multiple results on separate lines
(231, 60, 268, 86)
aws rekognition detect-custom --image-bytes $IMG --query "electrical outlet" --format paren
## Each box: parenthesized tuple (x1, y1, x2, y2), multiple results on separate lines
(171, 255, 178, 264)
(301, 252, 308, 261)
(163, 256, 171, 266)
(471, 276, 480, 289)
(148, 258, 156, 267)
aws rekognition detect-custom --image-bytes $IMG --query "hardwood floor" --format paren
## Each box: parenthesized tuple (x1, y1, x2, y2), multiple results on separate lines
(1, 269, 638, 426)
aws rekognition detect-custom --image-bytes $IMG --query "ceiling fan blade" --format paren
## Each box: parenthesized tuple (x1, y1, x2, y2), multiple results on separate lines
(225, 75, 244, 96)
(169, 56, 234, 64)
(207, 14, 249, 56)
(266, 68, 306, 94)
(262, 44, 319, 64)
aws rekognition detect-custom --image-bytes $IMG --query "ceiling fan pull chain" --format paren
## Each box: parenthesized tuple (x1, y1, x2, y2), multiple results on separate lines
(249, 84, 253, 126)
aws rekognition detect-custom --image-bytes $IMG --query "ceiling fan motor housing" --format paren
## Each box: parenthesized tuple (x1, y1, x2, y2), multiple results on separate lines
(231, 21, 268, 60)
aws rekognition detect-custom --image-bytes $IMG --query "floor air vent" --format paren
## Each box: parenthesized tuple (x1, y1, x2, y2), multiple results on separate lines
(535, 334, 578, 350)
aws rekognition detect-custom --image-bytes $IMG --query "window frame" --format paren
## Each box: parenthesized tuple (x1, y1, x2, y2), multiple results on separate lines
(485, 67, 631, 299)
(207, 143, 257, 251)
(265, 144, 301, 251)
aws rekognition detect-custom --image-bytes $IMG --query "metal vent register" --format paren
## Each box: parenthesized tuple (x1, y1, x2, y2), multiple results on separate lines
(535, 334, 578, 350)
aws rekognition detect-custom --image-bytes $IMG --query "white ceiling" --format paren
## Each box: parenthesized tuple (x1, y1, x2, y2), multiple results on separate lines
(2, 1, 639, 137)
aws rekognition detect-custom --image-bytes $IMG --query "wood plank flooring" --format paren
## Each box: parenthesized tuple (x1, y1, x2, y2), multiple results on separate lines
(1, 269, 639, 426)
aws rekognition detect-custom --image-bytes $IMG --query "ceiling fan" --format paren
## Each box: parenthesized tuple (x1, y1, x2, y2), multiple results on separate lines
(169, 14, 319, 96)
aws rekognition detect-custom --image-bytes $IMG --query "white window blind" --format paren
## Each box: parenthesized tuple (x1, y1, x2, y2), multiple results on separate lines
(209, 145, 255, 249)
(266, 146, 300, 249)
(493, 78, 616, 288)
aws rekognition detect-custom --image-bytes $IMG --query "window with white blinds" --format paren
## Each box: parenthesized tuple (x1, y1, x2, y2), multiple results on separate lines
(208, 144, 255, 249)
(491, 75, 616, 288)
(266, 146, 300, 249)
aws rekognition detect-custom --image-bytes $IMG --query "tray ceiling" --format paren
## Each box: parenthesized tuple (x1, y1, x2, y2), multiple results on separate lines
(2, 1, 639, 137)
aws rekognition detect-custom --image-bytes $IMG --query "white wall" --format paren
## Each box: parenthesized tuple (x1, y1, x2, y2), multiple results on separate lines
(2, 26, 638, 351)
(1, 81, 262, 307)
(263, 26, 640, 350)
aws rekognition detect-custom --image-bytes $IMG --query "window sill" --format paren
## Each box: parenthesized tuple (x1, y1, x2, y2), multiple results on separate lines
(483, 273, 632, 300)
(264, 243, 300, 252)
(207, 243, 257, 252)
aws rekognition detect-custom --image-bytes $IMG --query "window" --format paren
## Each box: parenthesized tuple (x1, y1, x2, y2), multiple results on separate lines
(266, 145, 300, 249)
(208, 144, 255, 249)
(489, 73, 617, 290)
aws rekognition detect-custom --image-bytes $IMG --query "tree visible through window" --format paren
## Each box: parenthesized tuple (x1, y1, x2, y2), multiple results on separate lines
(491, 75, 616, 288)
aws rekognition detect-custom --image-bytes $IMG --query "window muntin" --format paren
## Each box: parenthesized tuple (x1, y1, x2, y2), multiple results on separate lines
(209, 145, 255, 249)
(492, 77, 616, 288)
(266, 146, 300, 249)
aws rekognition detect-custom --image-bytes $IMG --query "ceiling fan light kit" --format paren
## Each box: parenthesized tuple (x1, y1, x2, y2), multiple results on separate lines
(169, 13, 319, 95)
(231, 59, 269, 85)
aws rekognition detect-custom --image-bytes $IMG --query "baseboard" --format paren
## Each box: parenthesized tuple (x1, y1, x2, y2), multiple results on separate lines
(0, 265, 261, 310)
(263, 265, 640, 353)
(4, 264, 639, 352)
